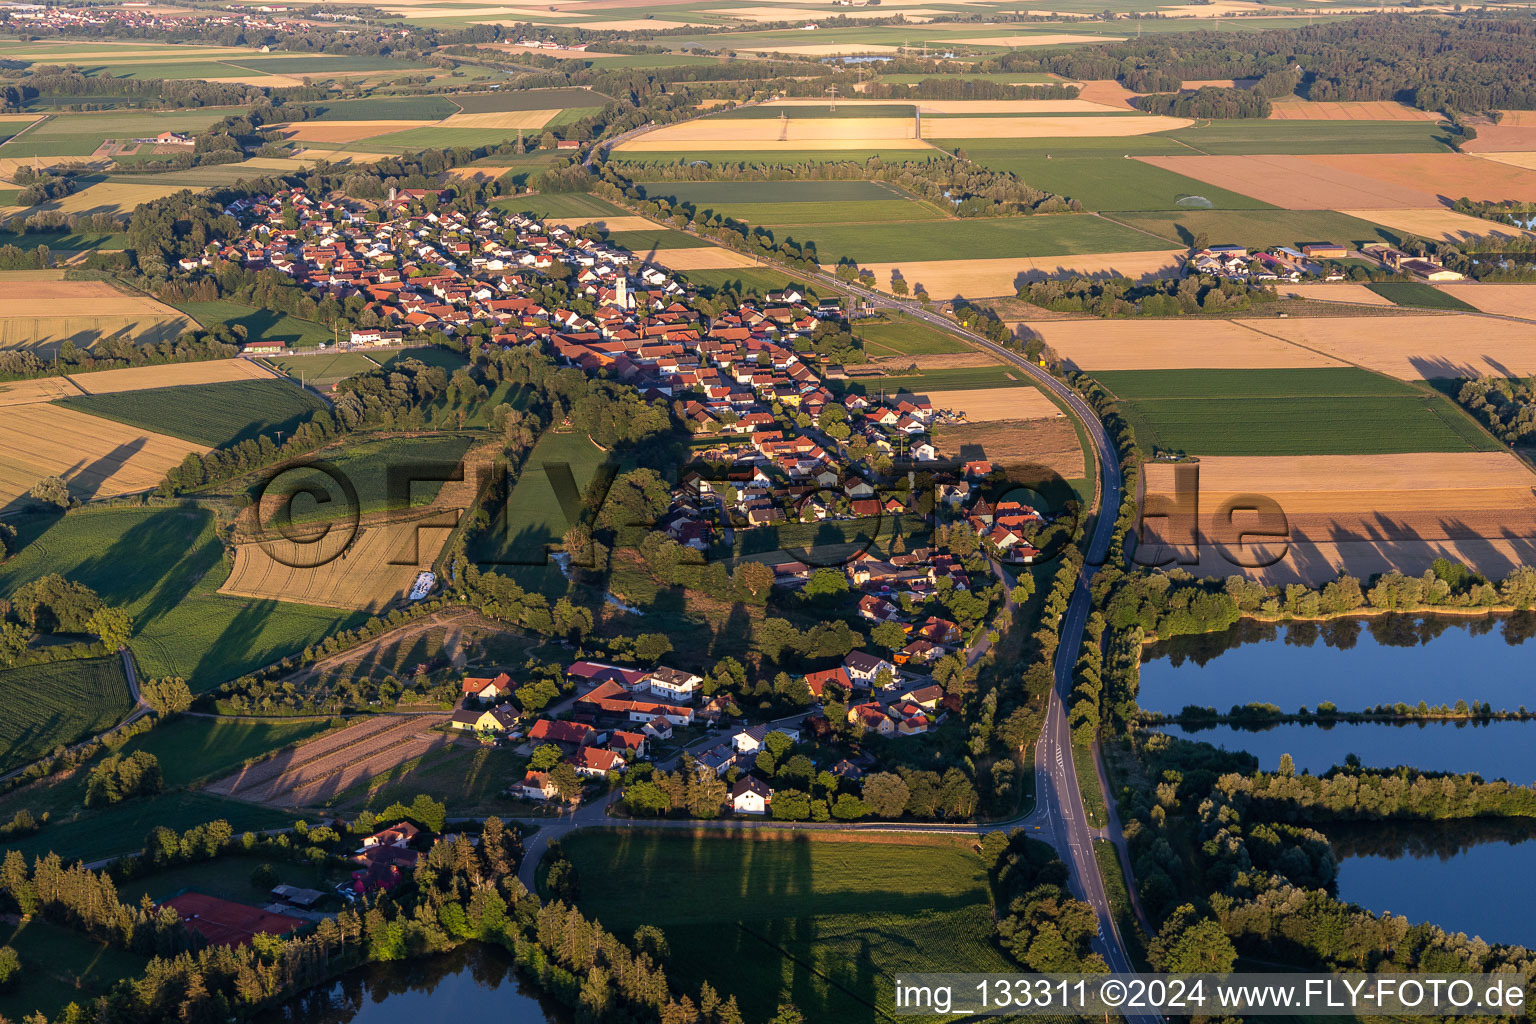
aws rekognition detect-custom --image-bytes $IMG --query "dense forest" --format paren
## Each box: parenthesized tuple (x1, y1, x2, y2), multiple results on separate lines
(1044, 15, 1536, 111)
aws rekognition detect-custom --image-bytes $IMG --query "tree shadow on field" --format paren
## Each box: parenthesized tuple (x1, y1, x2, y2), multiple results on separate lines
(190, 596, 284, 685)
(74, 506, 220, 621)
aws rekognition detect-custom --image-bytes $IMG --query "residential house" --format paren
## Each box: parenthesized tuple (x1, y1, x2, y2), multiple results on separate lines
(462, 672, 512, 701)
(449, 705, 520, 734)
(731, 775, 772, 815)
(732, 723, 800, 755)
(518, 771, 559, 801)
(570, 747, 626, 777)
(648, 665, 704, 703)
(847, 702, 895, 735)
(844, 651, 896, 688)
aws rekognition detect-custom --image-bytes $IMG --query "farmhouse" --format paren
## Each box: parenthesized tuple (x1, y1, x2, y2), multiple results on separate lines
(648, 665, 704, 702)
(528, 718, 598, 750)
(239, 339, 285, 355)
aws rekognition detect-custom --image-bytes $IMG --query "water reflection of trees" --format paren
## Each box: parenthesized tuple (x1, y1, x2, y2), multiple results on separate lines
(1145, 612, 1536, 668)
(257, 945, 566, 1024)
(1329, 818, 1536, 863)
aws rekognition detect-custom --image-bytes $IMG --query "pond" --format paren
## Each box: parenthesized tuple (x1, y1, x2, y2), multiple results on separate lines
(1332, 820, 1536, 949)
(255, 943, 569, 1024)
(1154, 718, 1536, 781)
(1139, 613, 1536, 715)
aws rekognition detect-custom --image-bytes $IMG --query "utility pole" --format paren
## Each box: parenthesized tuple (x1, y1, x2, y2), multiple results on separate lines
(826, 84, 837, 110)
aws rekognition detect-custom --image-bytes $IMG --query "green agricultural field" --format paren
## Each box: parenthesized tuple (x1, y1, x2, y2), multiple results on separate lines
(935, 134, 1191, 157)
(304, 95, 459, 120)
(452, 87, 613, 112)
(340, 741, 528, 814)
(853, 313, 970, 356)
(56, 378, 327, 448)
(264, 350, 380, 387)
(843, 365, 1027, 394)
(881, 72, 1060, 84)
(633, 180, 907, 205)
(118, 716, 329, 788)
(0, 918, 148, 1022)
(175, 300, 334, 349)
(609, 148, 950, 167)
(3, 790, 303, 864)
(605, 227, 714, 250)
(0, 506, 364, 687)
(0, 657, 132, 773)
(1109, 209, 1399, 249)
(229, 54, 418, 74)
(471, 429, 610, 566)
(562, 830, 1015, 1023)
(495, 192, 628, 219)
(1161, 119, 1454, 155)
(727, 200, 946, 226)
(1367, 281, 1478, 311)
(1091, 367, 1499, 456)
(939, 145, 1275, 212)
(103, 163, 297, 188)
(260, 433, 478, 524)
(355, 126, 537, 152)
(785, 214, 1159, 263)
(709, 103, 916, 119)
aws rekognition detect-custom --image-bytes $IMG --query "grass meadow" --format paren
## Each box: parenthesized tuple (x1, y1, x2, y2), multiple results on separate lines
(257, 433, 478, 524)
(175, 300, 334, 349)
(561, 829, 1014, 1023)
(496, 192, 628, 219)
(0, 506, 364, 687)
(471, 429, 610, 567)
(936, 143, 1275, 212)
(790, 215, 1160, 263)
(634, 180, 908, 205)
(263, 351, 380, 387)
(844, 365, 1027, 394)
(853, 314, 971, 356)
(2, 790, 301, 864)
(0, 918, 148, 1021)
(118, 715, 330, 788)
(1366, 281, 1479, 311)
(1092, 367, 1500, 455)
(0, 656, 132, 773)
(56, 378, 327, 448)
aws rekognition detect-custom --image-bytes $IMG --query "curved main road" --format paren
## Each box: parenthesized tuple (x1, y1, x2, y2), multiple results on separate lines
(805, 273, 1146, 996)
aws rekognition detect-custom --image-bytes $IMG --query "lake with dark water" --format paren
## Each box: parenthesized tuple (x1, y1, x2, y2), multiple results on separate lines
(1139, 613, 1536, 715)
(255, 944, 567, 1024)
(1331, 820, 1536, 948)
(1142, 614, 1536, 779)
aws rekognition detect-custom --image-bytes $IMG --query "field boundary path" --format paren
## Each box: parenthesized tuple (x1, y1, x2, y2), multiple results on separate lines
(0, 647, 150, 784)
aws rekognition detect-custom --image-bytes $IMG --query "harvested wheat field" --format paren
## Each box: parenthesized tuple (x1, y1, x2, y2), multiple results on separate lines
(69, 358, 278, 395)
(0, 279, 194, 353)
(1434, 283, 1536, 319)
(276, 120, 429, 143)
(289, 148, 394, 164)
(745, 43, 902, 56)
(946, 33, 1125, 46)
(922, 114, 1189, 139)
(1261, 315, 1536, 379)
(547, 215, 656, 231)
(616, 116, 921, 150)
(439, 110, 560, 129)
(1461, 127, 1536, 153)
(1071, 80, 1139, 110)
(0, 376, 85, 407)
(221, 521, 455, 612)
(206, 713, 453, 806)
(444, 165, 512, 181)
(26, 181, 186, 219)
(707, 5, 947, 18)
(645, 247, 764, 270)
(1138, 453, 1536, 584)
(922, 386, 1062, 422)
(1267, 100, 1438, 120)
(1279, 283, 1398, 306)
(770, 97, 1125, 114)
(1135, 154, 1440, 209)
(1336, 207, 1529, 243)
(0, 404, 207, 508)
(1307, 153, 1536, 204)
(1027, 319, 1347, 372)
(933, 417, 1086, 477)
(1474, 151, 1536, 171)
(871, 351, 1001, 369)
(847, 251, 1186, 298)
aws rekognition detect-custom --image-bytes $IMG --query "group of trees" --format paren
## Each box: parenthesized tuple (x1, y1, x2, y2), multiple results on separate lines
(1458, 375, 1536, 445)
(1133, 85, 1272, 119)
(985, 829, 1107, 972)
(84, 751, 163, 807)
(1018, 273, 1276, 318)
